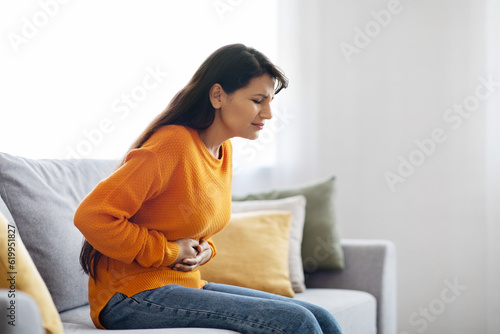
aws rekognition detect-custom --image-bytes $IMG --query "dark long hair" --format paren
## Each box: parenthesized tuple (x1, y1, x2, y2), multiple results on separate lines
(80, 43, 288, 280)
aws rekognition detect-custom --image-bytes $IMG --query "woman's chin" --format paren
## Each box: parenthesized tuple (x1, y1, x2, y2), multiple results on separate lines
(248, 132, 260, 140)
(236, 131, 260, 140)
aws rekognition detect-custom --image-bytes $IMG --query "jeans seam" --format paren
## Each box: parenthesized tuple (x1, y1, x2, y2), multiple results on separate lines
(141, 298, 287, 334)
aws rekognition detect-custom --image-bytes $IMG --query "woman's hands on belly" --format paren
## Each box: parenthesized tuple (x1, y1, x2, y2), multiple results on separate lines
(168, 239, 213, 272)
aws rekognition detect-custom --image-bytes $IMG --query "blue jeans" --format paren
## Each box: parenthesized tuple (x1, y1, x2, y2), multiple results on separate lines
(99, 283, 342, 334)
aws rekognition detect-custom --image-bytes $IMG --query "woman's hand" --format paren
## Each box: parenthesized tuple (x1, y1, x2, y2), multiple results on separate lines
(170, 239, 212, 272)
(168, 238, 199, 269)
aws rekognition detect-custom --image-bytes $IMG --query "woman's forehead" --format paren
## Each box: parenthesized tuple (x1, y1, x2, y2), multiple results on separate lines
(242, 74, 275, 94)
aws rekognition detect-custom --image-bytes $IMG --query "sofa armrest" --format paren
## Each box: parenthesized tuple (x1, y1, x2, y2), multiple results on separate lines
(0, 289, 44, 334)
(304, 239, 397, 334)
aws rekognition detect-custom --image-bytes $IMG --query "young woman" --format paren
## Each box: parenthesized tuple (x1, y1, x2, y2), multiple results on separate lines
(74, 43, 342, 334)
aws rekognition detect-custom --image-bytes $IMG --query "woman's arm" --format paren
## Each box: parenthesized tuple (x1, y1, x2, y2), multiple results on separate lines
(74, 148, 180, 268)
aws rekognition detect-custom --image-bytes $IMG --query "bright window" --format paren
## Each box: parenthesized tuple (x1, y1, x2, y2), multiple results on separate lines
(1, 0, 278, 166)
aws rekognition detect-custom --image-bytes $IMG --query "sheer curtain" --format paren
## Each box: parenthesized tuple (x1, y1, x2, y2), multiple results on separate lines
(233, 0, 324, 195)
(273, 0, 324, 185)
(231, 0, 317, 194)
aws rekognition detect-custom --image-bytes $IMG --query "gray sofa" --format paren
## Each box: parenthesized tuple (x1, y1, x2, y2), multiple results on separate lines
(0, 152, 397, 334)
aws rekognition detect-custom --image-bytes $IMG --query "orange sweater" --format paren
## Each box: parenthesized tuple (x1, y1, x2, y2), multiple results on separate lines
(74, 125, 232, 329)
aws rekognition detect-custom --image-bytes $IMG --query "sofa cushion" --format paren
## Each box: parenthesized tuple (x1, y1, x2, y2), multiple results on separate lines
(0, 153, 117, 312)
(199, 210, 294, 297)
(294, 289, 377, 334)
(230, 195, 307, 293)
(232, 176, 344, 272)
(63, 322, 239, 334)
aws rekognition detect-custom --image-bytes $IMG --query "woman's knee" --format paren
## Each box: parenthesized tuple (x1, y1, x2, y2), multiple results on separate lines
(276, 304, 322, 333)
(292, 302, 342, 334)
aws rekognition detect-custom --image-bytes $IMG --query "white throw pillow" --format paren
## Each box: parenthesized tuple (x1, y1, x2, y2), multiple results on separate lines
(231, 195, 307, 292)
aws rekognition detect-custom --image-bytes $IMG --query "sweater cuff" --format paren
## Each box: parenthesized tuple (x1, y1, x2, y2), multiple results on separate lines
(161, 241, 180, 267)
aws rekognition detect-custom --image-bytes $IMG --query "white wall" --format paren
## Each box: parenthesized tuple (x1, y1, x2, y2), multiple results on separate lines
(272, 0, 497, 333)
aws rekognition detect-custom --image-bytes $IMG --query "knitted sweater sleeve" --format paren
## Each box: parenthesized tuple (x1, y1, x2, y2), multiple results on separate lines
(74, 148, 179, 268)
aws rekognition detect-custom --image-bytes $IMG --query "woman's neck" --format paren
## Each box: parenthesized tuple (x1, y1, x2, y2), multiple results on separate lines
(197, 115, 230, 159)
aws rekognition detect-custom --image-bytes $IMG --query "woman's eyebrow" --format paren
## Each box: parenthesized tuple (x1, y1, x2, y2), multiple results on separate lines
(252, 93, 274, 100)
(252, 93, 269, 98)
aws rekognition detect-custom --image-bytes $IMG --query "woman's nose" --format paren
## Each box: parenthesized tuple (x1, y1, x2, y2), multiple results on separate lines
(260, 104, 273, 120)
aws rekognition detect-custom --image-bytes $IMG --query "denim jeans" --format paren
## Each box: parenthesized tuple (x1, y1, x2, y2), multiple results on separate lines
(99, 283, 342, 334)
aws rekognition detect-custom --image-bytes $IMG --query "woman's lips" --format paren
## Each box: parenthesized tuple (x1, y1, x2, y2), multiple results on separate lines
(252, 123, 264, 130)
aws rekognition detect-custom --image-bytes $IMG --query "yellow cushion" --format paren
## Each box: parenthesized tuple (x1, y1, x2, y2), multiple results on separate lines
(199, 210, 294, 297)
(0, 212, 63, 334)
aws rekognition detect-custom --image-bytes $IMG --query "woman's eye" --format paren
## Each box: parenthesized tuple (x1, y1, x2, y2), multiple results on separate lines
(252, 100, 262, 104)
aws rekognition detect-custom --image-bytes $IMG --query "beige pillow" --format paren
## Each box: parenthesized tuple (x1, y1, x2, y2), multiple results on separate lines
(231, 195, 307, 292)
(199, 210, 294, 297)
(0, 212, 63, 334)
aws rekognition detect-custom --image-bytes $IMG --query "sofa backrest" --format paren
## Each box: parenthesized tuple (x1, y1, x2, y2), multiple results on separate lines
(0, 152, 118, 312)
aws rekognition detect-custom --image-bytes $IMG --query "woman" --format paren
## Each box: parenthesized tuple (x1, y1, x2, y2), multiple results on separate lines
(74, 43, 342, 334)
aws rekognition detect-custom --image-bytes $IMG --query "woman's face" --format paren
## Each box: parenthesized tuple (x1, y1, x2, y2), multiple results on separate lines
(217, 73, 276, 140)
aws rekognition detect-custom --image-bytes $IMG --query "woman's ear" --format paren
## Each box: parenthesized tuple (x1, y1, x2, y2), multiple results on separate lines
(209, 83, 224, 109)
